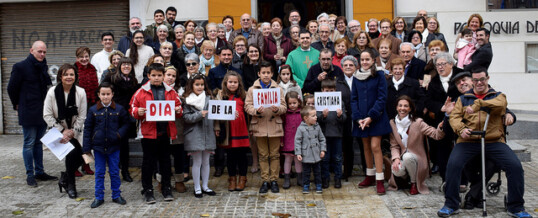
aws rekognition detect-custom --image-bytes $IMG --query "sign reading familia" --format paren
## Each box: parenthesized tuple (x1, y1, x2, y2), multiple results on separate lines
(314, 92, 342, 111)
(208, 100, 236, 120)
(146, 100, 175, 121)
(253, 88, 281, 108)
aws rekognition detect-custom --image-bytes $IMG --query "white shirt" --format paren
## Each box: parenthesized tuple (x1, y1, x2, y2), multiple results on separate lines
(440, 72, 452, 93)
(226, 30, 233, 41)
(91, 49, 114, 80)
(345, 74, 353, 90)
(126, 45, 154, 83)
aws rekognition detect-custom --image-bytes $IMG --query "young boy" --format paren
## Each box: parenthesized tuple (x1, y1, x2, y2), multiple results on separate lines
(129, 63, 182, 204)
(83, 83, 130, 208)
(295, 105, 326, 194)
(318, 79, 346, 189)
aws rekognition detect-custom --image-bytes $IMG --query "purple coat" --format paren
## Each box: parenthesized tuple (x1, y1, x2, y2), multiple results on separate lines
(282, 109, 302, 152)
(264, 34, 294, 63)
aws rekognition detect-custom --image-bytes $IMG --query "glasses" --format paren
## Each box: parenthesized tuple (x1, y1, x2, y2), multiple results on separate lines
(235, 44, 245, 47)
(435, 62, 448, 67)
(380, 26, 390, 29)
(186, 62, 197, 67)
(412, 36, 420, 40)
(472, 77, 488, 83)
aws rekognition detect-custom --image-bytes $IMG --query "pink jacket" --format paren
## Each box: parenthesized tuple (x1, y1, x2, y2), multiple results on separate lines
(281, 109, 302, 152)
(456, 43, 476, 69)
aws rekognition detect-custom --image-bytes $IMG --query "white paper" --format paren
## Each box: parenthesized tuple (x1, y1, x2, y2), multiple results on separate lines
(146, 100, 175, 121)
(314, 91, 342, 111)
(253, 88, 281, 109)
(40, 128, 74, 161)
(208, 100, 236, 120)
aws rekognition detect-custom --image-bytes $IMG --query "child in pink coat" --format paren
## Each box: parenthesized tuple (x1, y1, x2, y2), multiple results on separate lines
(281, 91, 303, 189)
(455, 28, 476, 69)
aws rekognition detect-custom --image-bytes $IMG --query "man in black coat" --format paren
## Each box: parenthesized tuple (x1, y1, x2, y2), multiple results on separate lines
(464, 28, 493, 72)
(8, 41, 57, 186)
(400, 42, 426, 81)
(302, 49, 344, 94)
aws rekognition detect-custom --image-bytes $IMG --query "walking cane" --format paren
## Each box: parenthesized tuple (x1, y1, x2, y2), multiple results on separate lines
(470, 107, 491, 217)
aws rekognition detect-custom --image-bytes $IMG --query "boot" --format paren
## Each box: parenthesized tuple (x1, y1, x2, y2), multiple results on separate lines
(74, 170, 83, 177)
(82, 164, 94, 175)
(334, 178, 342, 189)
(122, 170, 133, 182)
(376, 180, 386, 195)
(58, 172, 67, 193)
(322, 177, 330, 189)
(236, 176, 247, 191)
(214, 167, 223, 177)
(228, 176, 237, 192)
(175, 182, 186, 193)
(282, 174, 291, 189)
(409, 183, 419, 195)
(296, 173, 303, 186)
(67, 183, 77, 199)
(358, 176, 375, 188)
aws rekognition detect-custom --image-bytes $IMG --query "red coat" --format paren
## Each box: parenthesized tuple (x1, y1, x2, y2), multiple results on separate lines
(129, 81, 182, 139)
(76, 62, 99, 106)
(214, 92, 250, 148)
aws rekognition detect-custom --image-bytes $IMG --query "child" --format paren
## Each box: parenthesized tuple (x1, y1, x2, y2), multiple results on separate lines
(129, 63, 182, 204)
(83, 83, 130, 208)
(455, 28, 476, 69)
(182, 73, 217, 198)
(281, 91, 303, 189)
(303, 93, 315, 107)
(278, 65, 302, 99)
(214, 71, 250, 192)
(295, 105, 326, 194)
(317, 79, 346, 189)
(245, 61, 287, 194)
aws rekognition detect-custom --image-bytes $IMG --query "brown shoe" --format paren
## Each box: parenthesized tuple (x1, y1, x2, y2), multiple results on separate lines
(175, 182, 186, 193)
(236, 176, 247, 191)
(228, 176, 237, 192)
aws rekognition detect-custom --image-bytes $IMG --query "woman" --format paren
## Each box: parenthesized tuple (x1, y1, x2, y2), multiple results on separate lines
(232, 36, 248, 70)
(388, 95, 444, 195)
(174, 32, 200, 73)
(199, 40, 219, 75)
(160, 41, 174, 66)
(179, 53, 202, 89)
(307, 20, 319, 42)
(74, 47, 98, 108)
(347, 30, 379, 59)
(260, 22, 271, 37)
(194, 26, 206, 47)
(205, 23, 227, 50)
(407, 30, 428, 63)
(264, 18, 293, 70)
(454, 13, 484, 50)
(339, 56, 358, 180)
(328, 14, 338, 41)
(334, 16, 348, 41)
(332, 38, 349, 70)
(100, 50, 124, 83)
(222, 15, 234, 42)
(126, 30, 155, 84)
(217, 24, 227, 43)
(385, 58, 425, 120)
(391, 17, 408, 41)
(375, 38, 400, 71)
(412, 16, 428, 41)
(424, 17, 448, 50)
(423, 40, 448, 88)
(184, 20, 197, 33)
(351, 50, 392, 195)
(243, 45, 263, 89)
(288, 25, 301, 48)
(44, 64, 87, 199)
(173, 25, 185, 48)
(151, 25, 177, 54)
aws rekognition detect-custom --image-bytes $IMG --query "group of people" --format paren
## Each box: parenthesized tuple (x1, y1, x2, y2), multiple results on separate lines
(6, 6, 532, 218)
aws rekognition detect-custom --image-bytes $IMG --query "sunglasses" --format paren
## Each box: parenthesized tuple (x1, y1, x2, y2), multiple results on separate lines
(186, 62, 197, 67)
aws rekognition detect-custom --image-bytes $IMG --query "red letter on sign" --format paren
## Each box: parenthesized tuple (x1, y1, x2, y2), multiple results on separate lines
(150, 103, 157, 116)
(164, 103, 172, 116)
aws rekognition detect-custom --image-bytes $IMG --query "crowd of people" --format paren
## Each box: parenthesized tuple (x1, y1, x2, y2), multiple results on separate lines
(6, 6, 533, 217)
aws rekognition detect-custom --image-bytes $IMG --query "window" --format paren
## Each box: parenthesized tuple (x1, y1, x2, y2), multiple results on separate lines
(527, 43, 538, 73)
(488, 0, 538, 9)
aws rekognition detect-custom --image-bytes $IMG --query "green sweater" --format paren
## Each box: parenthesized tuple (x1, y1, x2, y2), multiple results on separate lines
(285, 47, 320, 88)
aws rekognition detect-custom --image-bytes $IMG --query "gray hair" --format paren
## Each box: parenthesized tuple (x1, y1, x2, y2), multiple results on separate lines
(205, 22, 217, 30)
(400, 42, 414, 51)
(261, 22, 270, 28)
(318, 23, 331, 30)
(130, 17, 141, 22)
(317, 13, 329, 23)
(184, 53, 200, 64)
(341, 55, 358, 67)
(174, 24, 185, 32)
(194, 26, 205, 36)
(160, 41, 173, 48)
(290, 24, 301, 31)
(157, 24, 168, 32)
(434, 52, 455, 65)
(217, 23, 226, 30)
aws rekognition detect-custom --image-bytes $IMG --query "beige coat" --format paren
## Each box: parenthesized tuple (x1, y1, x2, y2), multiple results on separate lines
(388, 118, 444, 194)
(43, 85, 87, 143)
(245, 79, 287, 137)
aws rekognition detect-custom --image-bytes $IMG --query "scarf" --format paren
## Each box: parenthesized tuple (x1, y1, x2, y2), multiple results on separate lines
(395, 115, 411, 148)
(272, 33, 283, 56)
(199, 55, 215, 74)
(440, 73, 452, 93)
(54, 83, 78, 129)
(279, 81, 291, 92)
(354, 68, 371, 80)
(182, 44, 195, 54)
(186, 92, 206, 111)
(413, 43, 423, 58)
(392, 76, 404, 91)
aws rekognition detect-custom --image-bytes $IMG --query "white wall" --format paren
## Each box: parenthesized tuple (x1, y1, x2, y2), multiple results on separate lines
(395, 0, 485, 16)
(130, 0, 208, 27)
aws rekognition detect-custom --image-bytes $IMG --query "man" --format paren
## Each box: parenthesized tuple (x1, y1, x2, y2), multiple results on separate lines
(118, 17, 148, 54)
(346, 20, 361, 42)
(400, 42, 426, 81)
(144, 9, 174, 42)
(91, 32, 115, 80)
(367, 18, 380, 39)
(229, 13, 264, 50)
(417, 9, 428, 18)
(165, 6, 181, 28)
(303, 49, 344, 94)
(208, 45, 242, 91)
(283, 10, 307, 39)
(438, 68, 532, 218)
(7, 41, 57, 187)
(311, 24, 335, 54)
(372, 18, 401, 55)
(285, 30, 320, 88)
(464, 28, 493, 71)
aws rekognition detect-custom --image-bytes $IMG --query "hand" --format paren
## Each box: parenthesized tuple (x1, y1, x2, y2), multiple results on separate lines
(441, 97, 454, 114)
(359, 117, 372, 130)
(460, 128, 472, 139)
(215, 130, 220, 137)
(465, 106, 474, 114)
(281, 56, 287, 62)
(323, 109, 329, 118)
(297, 155, 302, 161)
(320, 151, 325, 158)
(438, 121, 444, 129)
(392, 159, 401, 172)
(256, 106, 265, 114)
(175, 106, 181, 114)
(235, 111, 240, 119)
(138, 107, 146, 116)
(201, 110, 208, 118)
(504, 113, 514, 126)
(336, 109, 342, 117)
(274, 54, 280, 60)
(270, 105, 279, 112)
(60, 129, 73, 144)
(317, 71, 327, 81)
(423, 108, 428, 115)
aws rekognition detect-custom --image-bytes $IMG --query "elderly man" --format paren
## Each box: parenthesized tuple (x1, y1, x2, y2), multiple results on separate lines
(118, 17, 149, 54)
(91, 32, 115, 80)
(285, 30, 320, 88)
(400, 42, 426, 81)
(144, 9, 174, 42)
(283, 10, 307, 39)
(8, 41, 57, 187)
(229, 13, 264, 49)
(303, 48, 344, 94)
(367, 18, 380, 39)
(437, 68, 532, 218)
(464, 28, 493, 71)
(346, 20, 361, 42)
(311, 24, 335, 54)
(372, 18, 401, 55)
(417, 10, 428, 18)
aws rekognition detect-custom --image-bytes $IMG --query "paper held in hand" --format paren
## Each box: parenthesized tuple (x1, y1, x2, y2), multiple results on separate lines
(253, 88, 281, 109)
(40, 128, 74, 161)
(314, 91, 342, 111)
(146, 100, 175, 121)
(208, 100, 236, 120)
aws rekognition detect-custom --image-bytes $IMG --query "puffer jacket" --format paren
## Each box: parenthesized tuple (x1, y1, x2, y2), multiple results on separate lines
(83, 101, 130, 154)
(294, 122, 327, 163)
(245, 79, 287, 137)
(183, 96, 216, 152)
(449, 88, 507, 144)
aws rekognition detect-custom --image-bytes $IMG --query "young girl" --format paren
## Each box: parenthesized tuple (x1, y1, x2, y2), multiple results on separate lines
(278, 65, 302, 100)
(454, 28, 476, 69)
(281, 91, 303, 189)
(214, 71, 250, 192)
(303, 93, 315, 107)
(182, 74, 217, 198)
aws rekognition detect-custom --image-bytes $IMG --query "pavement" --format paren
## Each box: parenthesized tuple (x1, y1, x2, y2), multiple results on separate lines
(0, 135, 537, 217)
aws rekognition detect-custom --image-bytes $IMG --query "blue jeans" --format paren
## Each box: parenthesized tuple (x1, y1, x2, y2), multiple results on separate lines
(303, 162, 322, 186)
(322, 137, 343, 180)
(22, 125, 47, 177)
(94, 150, 121, 200)
(443, 142, 525, 213)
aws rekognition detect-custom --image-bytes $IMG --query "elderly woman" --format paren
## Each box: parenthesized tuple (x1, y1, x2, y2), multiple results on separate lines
(179, 53, 201, 88)
(338, 55, 358, 180)
(175, 32, 200, 73)
(100, 50, 124, 83)
(126, 30, 155, 83)
(334, 16, 348, 41)
(74, 47, 98, 108)
(206, 22, 227, 51)
(264, 18, 293, 70)
(423, 40, 448, 88)
(407, 30, 427, 63)
(151, 25, 178, 55)
(184, 20, 197, 33)
(194, 26, 205, 47)
(232, 36, 248, 70)
(425, 17, 448, 49)
(174, 25, 186, 48)
(412, 16, 428, 41)
(288, 24, 301, 48)
(44, 64, 87, 199)
(385, 58, 425, 120)
(222, 15, 234, 42)
(391, 17, 408, 41)
(347, 30, 379, 59)
(217, 24, 227, 43)
(376, 38, 401, 71)
(199, 40, 219, 75)
(260, 22, 271, 37)
(332, 37, 349, 70)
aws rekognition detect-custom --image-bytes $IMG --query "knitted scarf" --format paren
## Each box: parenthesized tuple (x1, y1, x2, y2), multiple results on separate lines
(186, 92, 206, 111)
(272, 33, 283, 55)
(354, 68, 371, 80)
(199, 55, 215, 75)
(182, 44, 196, 54)
(395, 115, 411, 148)
(392, 76, 404, 91)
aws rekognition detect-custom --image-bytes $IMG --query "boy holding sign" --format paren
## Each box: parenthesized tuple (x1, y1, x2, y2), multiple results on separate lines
(129, 64, 182, 204)
(245, 61, 287, 194)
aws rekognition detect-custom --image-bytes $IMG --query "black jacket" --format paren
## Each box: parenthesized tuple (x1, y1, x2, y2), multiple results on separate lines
(405, 57, 427, 80)
(336, 77, 353, 137)
(425, 67, 462, 123)
(311, 41, 335, 54)
(464, 42, 492, 71)
(386, 77, 425, 119)
(303, 63, 345, 94)
(241, 63, 260, 90)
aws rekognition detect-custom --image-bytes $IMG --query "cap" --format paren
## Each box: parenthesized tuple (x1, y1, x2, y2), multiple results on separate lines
(450, 71, 471, 83)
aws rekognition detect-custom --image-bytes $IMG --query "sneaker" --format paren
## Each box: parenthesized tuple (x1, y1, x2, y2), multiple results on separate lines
(142, 189, 156, 204)
(26, 176, 38, 187)
(35, 173, 58, 181)
(508, 211, 533, 218)
(90, 199, 104, 208)
(112, 196, 127, 205)
(302, 185, 310, 194)
(315, 184, 322, 193)
(162, 187, 174, 201)
(437, 206, 460, 217)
